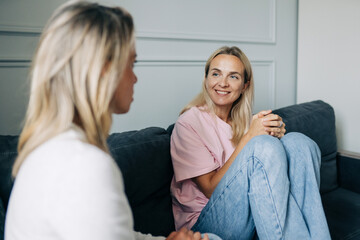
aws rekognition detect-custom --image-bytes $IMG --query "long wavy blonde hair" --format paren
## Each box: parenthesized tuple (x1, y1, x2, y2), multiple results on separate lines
(181, 46, 254, 145)
(13, 1, 135, 176)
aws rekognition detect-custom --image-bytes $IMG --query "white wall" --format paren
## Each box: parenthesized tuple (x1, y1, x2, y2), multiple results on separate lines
(0, 0, 66, 135)
(297, 0, 360, 154)
(110, 0, 298, 132)
(0, 0, 298, 135)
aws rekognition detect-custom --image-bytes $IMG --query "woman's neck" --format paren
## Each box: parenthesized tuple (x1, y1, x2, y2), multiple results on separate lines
(214, 107, 231, 124)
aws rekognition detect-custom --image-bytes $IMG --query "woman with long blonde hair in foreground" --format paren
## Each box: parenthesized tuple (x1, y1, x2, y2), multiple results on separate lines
(5, 2, 212, 240)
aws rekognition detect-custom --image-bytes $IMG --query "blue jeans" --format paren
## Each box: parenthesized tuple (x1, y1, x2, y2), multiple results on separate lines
(192, 133, 331, 240)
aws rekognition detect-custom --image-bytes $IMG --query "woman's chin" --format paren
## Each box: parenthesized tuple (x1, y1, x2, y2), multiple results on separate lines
(112, 105, 131, 114)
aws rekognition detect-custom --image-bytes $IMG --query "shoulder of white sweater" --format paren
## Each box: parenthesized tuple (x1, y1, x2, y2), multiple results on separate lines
(26, 127, 113, 169)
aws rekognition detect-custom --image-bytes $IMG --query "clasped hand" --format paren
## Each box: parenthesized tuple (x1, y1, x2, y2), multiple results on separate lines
(249, 110, 286, 139)
(166, 228, 209, 240)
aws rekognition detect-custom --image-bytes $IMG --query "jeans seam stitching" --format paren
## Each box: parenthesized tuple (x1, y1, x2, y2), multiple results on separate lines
(194, 165, 245, 232)
(251, 156, 284, 239)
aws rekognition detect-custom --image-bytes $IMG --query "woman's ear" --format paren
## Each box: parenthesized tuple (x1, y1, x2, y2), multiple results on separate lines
(203, 76, 207, 88)
(101, 61, 111, 77)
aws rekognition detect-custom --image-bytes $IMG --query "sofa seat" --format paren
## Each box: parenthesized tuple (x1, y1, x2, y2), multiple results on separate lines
(321, 152, 360, 239)
(322, 188, 360, 239)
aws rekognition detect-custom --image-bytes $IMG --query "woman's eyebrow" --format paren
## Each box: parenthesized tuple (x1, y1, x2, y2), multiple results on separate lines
(229, 71, 242, 76)
(210, 68, 241, 75)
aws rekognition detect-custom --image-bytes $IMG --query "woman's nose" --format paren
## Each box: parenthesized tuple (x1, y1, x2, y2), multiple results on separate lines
(218, 77, 228, 87)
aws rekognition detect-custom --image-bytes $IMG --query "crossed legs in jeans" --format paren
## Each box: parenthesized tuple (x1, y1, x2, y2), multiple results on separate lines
(192, 132, 331, 240)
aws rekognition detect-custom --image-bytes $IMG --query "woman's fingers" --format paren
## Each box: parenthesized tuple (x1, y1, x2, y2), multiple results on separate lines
(266, 126, 286, 134)
(250, 112, 286, 138)
(262, 114, 284, 128)
(266, 123, 286, 138)
(261, 113, 281, 122)
(260, 113, 286, 138)
(262, 120, 283, 127)
(254, 109, 272, 119)
(193, 232, 201, 240)
(166, 228, 208, 240)
(166, 231, 178, 239)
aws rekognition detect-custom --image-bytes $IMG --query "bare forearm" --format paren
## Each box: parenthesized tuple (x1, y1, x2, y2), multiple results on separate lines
(212, 133, 251, 185)
(193, 132, 252, 198)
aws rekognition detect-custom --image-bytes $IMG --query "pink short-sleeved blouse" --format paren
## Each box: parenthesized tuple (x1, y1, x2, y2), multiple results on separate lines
(170, 106, 235, 230)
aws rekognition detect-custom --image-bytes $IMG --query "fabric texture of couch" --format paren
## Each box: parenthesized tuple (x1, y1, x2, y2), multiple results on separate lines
(1, 100, 360, 240)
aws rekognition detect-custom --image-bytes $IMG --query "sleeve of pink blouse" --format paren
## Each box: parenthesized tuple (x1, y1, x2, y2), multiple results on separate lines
(171, 120, 220, 182)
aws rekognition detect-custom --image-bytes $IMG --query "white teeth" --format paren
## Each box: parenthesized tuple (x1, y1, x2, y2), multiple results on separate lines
(216, 90, 229, 95)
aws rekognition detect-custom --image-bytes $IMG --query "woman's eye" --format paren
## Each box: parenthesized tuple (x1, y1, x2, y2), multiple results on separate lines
(212, 72, 219, 77)
(230, 75, 239, 79)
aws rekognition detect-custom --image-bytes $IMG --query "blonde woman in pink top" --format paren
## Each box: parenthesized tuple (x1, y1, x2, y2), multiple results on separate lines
(170, 46, 331, 240)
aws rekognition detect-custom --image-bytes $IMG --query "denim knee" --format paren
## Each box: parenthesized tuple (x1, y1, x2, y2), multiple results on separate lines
(248, 135, 285, 157)
(239, 135, 288, 175)
(281, 132, 321, 166)
(281, 132, 318, 150)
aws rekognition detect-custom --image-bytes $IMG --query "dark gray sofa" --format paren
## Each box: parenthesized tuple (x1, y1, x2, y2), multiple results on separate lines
(1, 100, 360, 239)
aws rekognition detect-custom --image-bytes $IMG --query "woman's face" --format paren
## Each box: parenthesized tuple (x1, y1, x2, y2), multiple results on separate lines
(205, 54, 248, 114)
(112, 47, 138, 114)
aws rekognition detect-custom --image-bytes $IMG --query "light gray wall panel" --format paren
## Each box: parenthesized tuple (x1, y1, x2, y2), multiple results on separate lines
(0, 0, 65, 33)
(252, 61, 276, 113)
(0, 0, 298, 134)
(120, 0, 275, 43)
(111, 0, 297, 132)
(111, 59, 276, 132)
(0, 34, 39, 60)
(0, 63, 30, 135)
(111, 62, 204, 132)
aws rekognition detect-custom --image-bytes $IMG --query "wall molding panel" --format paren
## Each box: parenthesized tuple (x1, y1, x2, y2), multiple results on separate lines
(134, 59, 276, 113)
(136, 60, 205, 67)
(0, 0, 298, 135)
(136, 27, 276, 44)
(0, 60, 31, 68)
(125, 0, 276, 44)
(0, 25, 42, 35)
(252, 60, 276, 110)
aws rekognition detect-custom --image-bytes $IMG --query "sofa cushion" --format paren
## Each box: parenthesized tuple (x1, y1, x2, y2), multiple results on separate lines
(0, 135, 18, 240)
(322, 187, 360, 240)
(107, 127, 174, 236)
(338, 154, 360, 194)
(273, 100, 338, 193)
(0, 199, 4, 240)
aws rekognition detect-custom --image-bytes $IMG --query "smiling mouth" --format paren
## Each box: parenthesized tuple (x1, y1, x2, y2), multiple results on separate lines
(215, 90, 230, 95)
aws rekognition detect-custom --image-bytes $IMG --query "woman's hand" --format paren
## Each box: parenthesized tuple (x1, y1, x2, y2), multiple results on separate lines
(166, 228, 209, 240)
(247, 110, 272, 138)
(257, 110, 286, 138)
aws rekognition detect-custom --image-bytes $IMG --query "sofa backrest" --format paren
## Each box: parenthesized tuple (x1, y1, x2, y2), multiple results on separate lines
(0, 136, 18, 211)
(0, 135, 18, 240)
(107, 127, 175, 236)
(273, 100, 338, 194)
